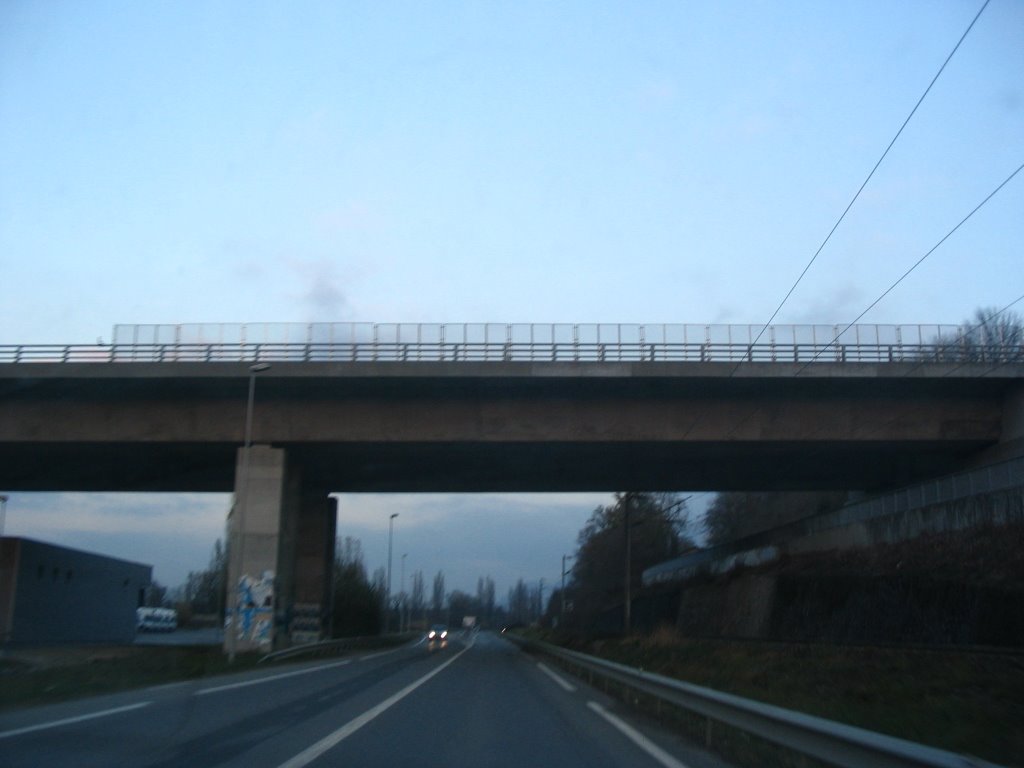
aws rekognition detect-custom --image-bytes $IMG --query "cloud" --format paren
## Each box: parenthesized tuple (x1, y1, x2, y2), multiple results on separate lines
(333, 492, 610, 531)
(287, 258, 349, 318)
(5, 489, 706, 598)
(784, 283, 864, 325)
(333, 492, 613, 596)
(4, 492, 230, 587)
(9, 492, 227, 537)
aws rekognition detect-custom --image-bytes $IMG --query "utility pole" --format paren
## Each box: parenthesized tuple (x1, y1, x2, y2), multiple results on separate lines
(386, 513, 398, 633)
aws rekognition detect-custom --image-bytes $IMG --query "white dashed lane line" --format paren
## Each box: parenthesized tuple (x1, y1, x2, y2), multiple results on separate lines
(195, 658, 352, 696)
(0, 703, 152, 740)
(276, 645, 470, 768)
(537, 661, 577, 692)
(532, 651, 688, 768)
(587, 701, 692, 768)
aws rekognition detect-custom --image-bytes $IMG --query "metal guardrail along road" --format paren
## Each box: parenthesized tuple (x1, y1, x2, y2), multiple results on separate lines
(510, 636, 1002, 768)
(1, 322, 1021, 365)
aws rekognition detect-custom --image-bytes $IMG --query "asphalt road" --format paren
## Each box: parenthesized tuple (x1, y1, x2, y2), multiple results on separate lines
(0, 631, 732, 768)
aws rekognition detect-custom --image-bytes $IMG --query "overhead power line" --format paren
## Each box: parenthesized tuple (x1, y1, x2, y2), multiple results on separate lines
(794, 161, 1024, 374)
(735, 0, 992, 373)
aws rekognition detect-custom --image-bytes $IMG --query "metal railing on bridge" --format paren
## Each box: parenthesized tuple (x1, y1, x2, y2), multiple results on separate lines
(0, 322, 1021, 365)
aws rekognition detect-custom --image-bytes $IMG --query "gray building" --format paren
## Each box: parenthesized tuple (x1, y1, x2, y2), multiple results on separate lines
(0, 537, 151, 645)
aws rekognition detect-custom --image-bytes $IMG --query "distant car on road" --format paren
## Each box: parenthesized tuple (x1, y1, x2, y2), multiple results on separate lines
(427, 624, 448, 644)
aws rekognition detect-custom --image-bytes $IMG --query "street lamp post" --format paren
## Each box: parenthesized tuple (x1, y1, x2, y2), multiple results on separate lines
(386, 513, 398, 633)
(624, 493, 635, 635)
(0, 495, 7, 634)
(400, 553, 407, 633)
(560, 554, 574, 627)
(228, 362, 271, 662)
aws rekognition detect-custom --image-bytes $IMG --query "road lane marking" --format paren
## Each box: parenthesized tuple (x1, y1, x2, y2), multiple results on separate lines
(587, 701, 691, 768)
(148, 681, 189, 692)
(537, 662, 577, 692)
(358, 647, 402, 662)
(196, 659, 352, 696)
(277, 645, 470, 768)
(0, 702, 151, 740)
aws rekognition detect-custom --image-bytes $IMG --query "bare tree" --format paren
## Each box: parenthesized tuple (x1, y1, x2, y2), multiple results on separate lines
(331, 537, 381, 637)
(568, 493, 694, 629)
(704, 491, 847, 546)
(482, 576, 496, 623)
(507, 579, 534, 625)
(337, 536, 364, 569)
(960, 306, 1023, 362)
(145, 580, 168, 607)
(371, 567, 387, 609)
(929, 306, 1024, 363)
(431, 570, 446, 617)
(184, 538, 227, 617)
(411, 570, 425, 622)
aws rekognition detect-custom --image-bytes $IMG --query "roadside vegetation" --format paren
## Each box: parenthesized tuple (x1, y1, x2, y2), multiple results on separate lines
(0, 646, 263, 712)
(0, 632, 415, 712)
(533, 480, 1023, 767)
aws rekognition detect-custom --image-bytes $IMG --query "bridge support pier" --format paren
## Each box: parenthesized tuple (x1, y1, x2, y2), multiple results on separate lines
(225, 445, 336, 654)
(281, 490, 337, 645)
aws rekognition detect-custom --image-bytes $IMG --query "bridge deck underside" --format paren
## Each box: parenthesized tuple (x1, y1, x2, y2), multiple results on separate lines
(0, 440, 985, 493)
(0, 363, 1016, 493)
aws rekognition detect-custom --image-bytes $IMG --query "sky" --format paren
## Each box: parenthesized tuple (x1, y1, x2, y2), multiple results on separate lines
(1, 1, 1021, 594)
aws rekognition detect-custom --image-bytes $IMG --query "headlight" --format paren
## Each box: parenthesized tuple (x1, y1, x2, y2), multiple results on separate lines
(428, 631, 436, 639)
(441, 631, 447, 639)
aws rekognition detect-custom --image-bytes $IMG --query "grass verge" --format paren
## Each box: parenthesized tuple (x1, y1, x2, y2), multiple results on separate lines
(0, 634, 411, 713)
(539, 629, 1023, 767)
(0, 646, 263, 711)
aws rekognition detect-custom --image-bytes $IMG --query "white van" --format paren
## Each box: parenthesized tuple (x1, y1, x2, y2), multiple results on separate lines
(136, 607, 178, 632)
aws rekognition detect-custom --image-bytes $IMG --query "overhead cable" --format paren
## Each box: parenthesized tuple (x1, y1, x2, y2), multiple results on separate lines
(794, 161, 1024, 375)
(734, 0, 992, 373)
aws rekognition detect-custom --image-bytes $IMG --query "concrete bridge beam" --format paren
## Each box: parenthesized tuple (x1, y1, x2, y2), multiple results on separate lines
(970, 382, 1024, 467)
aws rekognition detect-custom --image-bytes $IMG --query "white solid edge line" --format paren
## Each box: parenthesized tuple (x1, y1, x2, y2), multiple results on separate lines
(0, 702, 152, 740)
(536, 661, 577, 692)
(147, 680, 190, 692)
(196, 658, 352, 696)
(277, 646, 470, 768)
(587, 701, 691, 768)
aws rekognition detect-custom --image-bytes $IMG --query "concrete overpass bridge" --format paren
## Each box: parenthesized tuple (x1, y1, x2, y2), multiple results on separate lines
(2, 322, 1022, 650)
